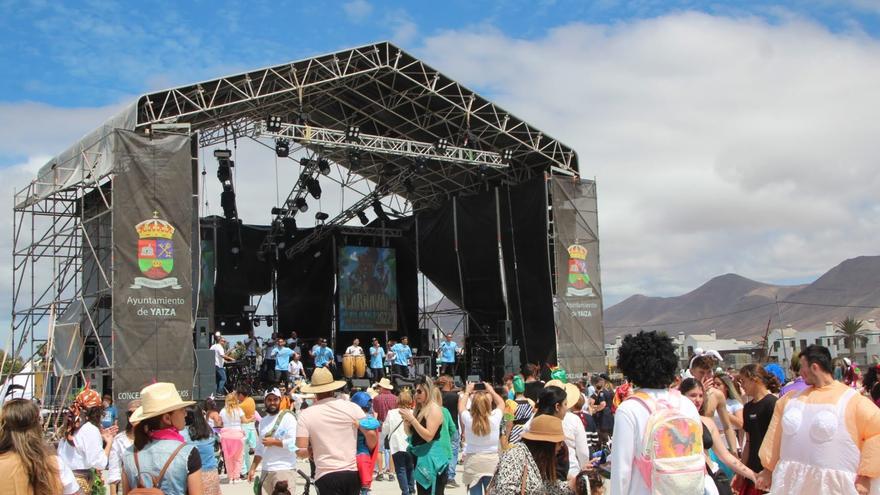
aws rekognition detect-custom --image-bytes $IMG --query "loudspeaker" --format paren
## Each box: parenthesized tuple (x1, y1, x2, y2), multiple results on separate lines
(351, 378, 371, 390)
(195, 318, 210, 349)
(497, 320, 513, 346)
(393, 376, 416, 391)
(466, 374, 481, 383)
(501, 345, 521, 376)
(194, 349, 216, 400)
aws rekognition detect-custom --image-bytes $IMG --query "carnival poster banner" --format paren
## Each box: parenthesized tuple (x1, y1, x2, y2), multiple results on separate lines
(337, 246, 398, 332)
(112, 130, 195, 413)
(550, 177, 606, 373)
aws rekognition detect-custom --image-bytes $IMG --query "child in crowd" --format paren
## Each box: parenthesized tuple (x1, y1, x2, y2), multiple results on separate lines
(351, 391, 381, 495)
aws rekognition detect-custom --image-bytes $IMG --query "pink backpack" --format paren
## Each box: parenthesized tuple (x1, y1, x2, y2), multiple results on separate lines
(627, 391, 705, 494)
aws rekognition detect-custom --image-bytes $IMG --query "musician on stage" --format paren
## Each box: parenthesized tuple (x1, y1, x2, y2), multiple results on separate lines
(269, 336, 294, 386)
(369, 338, 385, 380)
(289, 352, 304, 384)
(391, 336, 413, 378)
(243, 330, 262, 366)
(287, 331, 300, 355)
(437, 333, 462, 376)
(211, 336, 235, 395)
(310, 338, 335, 369)
(345, 338, 364, 357)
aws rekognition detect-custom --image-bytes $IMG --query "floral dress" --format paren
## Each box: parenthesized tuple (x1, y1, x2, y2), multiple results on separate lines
(488, 443, 573, 495)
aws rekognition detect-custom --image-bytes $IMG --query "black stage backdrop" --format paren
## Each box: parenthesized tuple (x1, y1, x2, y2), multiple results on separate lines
(112, 130, 195, 413)
(211, 218, 273, 330)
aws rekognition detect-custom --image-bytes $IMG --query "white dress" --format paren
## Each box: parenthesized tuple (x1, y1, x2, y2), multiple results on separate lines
(770, 388, 863, 494)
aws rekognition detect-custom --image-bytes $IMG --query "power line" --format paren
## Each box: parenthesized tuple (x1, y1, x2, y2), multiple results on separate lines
(605, 299, 880, 330)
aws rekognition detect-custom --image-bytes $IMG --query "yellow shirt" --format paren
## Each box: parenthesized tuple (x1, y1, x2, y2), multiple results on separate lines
(759, 380, 880, 477)
(240, 396, 256, 420)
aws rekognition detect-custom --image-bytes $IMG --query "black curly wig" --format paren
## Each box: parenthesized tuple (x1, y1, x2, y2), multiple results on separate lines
(616, 331, 679, 389)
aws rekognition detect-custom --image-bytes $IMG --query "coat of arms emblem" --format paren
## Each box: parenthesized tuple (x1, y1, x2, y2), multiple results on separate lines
(131, 212, 181, 289)
(566, 243, 593, 297)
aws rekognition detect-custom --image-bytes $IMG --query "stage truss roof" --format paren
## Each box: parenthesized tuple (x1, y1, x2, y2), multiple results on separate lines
(21, 41, 579, 212)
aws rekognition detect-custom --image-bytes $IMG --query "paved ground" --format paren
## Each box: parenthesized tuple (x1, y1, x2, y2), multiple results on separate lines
(220, 459, 469, 495)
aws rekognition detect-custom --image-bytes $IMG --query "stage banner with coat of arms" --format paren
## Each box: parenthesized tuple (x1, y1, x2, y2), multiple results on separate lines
(112, 130, 195, 416)
(550, 177, 605, 373)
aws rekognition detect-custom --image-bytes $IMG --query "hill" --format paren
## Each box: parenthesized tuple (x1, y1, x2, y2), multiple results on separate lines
(605, 256, 880, 341)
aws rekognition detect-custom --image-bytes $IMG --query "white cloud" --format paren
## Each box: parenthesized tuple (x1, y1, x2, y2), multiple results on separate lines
(386, 10, 419, 46)
(343, 0, 373, 22)
(416, 12, 880, 304)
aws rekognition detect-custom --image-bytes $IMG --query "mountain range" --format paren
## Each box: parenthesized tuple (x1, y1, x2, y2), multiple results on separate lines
(604, 255, 880, 341)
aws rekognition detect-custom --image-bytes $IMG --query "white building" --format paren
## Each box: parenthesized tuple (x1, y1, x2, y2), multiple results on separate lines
(605, 329, 756, 372)
(767, 320, 880, 367)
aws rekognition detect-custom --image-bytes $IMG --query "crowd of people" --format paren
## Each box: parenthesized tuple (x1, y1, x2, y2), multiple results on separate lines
(0, 330, 879, 495)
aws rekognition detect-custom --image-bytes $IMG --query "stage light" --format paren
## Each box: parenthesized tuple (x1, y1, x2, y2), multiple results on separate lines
(220, 321, 226, 327)
(275, 139, 290, 158)
(434, 138, 449, 154)
(282, 217, 297, 233)
(372, 200, 390, 222)
(266, 316, 273, 327)
(414, 156, 427, 173)
(217, 162, 232, 183)
(357, 210, 369, 225)
(254, 319, 260, 327)
(502, 149, 514, 163)
(271, 207, 288, 216)
(214, 149, 232, 159)
(315, 211, 329, 222)
(294, 197, 308, 213)
(479, 164, 489, 178)
(306, 178, 322, 199)
(235, 320, 241, 328)
(299, 157, 314, 168)
(348, 149, 361, 168)
(346, 125, 360, 141)
(230, 246, 240, 255)
(317, 158, 331, 175)
(266, 115, 283, 132)
(221, 191, 237, 219)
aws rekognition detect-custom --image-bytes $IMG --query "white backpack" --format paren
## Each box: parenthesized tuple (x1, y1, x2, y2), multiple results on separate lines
(627, 391, 706, 494)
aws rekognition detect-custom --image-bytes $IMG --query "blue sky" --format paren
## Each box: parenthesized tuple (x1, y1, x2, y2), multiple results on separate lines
(2, 0, 879, 110)
(1, 0, 880, 340)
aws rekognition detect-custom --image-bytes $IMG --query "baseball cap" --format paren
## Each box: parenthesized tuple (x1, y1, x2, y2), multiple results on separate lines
(351, 391, 372, 409)
(264, 388, 282, 399)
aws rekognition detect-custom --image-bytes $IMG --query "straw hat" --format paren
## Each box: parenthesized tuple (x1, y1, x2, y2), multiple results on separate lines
(300, 367, 347, 394)
(545, 379, 565, 389)
(522, 415, 564, 443)
(129, 383, 194, 423)
(563, 383, 581, 409)
(376, 377, 394, 390)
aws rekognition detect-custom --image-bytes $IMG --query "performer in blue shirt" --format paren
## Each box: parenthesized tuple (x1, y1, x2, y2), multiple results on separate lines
(391, 336, 413, 378)
(369, 338, 385, 380)
(437, 333, 461, 376)
(270, 336, 294, 386)
(309, 337, 336, 370)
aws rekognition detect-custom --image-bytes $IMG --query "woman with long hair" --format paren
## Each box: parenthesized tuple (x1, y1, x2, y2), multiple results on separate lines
(384, 388, 415, 495)
(678, 378, 757, 495)
(400, 376, 449, 495)
(106, 400, 140, 495)
(712, 373, 745, 479)
(487, 415, 574, 494)
(57, 388, 115, 494)
(121, 382, 202, 494)
(218, 391, 245, 484)
(186, 404, 221, 495)
(458, 382, 505, 495)
(0, 398, 80, 494)
(736, 364, 780, 495)
(535, 386, 570, 481)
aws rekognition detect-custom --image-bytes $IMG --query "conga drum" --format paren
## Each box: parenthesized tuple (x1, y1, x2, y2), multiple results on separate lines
(342, 354, 355, 378)
(354, 355, 366, 378)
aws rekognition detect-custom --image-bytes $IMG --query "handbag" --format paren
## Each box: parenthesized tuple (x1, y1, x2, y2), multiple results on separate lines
(384, 415, 404, 450)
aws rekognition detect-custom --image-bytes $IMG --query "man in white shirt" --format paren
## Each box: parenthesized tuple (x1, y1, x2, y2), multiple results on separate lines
(345, 338, 364, 356)
(247, 388, 300, 494)
(610, 331, 703, 495)
(210, 336, 234, 395)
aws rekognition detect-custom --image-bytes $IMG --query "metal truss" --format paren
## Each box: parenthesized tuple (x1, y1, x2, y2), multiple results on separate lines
(135, 42, 579, 214)
(259, 122, 509, 169)
(8, 150, 114, 421)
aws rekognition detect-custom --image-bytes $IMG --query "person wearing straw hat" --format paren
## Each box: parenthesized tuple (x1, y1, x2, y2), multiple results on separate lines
(121, 383, 202, 495)
(487, 414, 575, 494)
(561, 383, 591, 479)
(371, 377, 398, 482)
(247, 388, 300, 495)
(296, 367, 372, 494)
